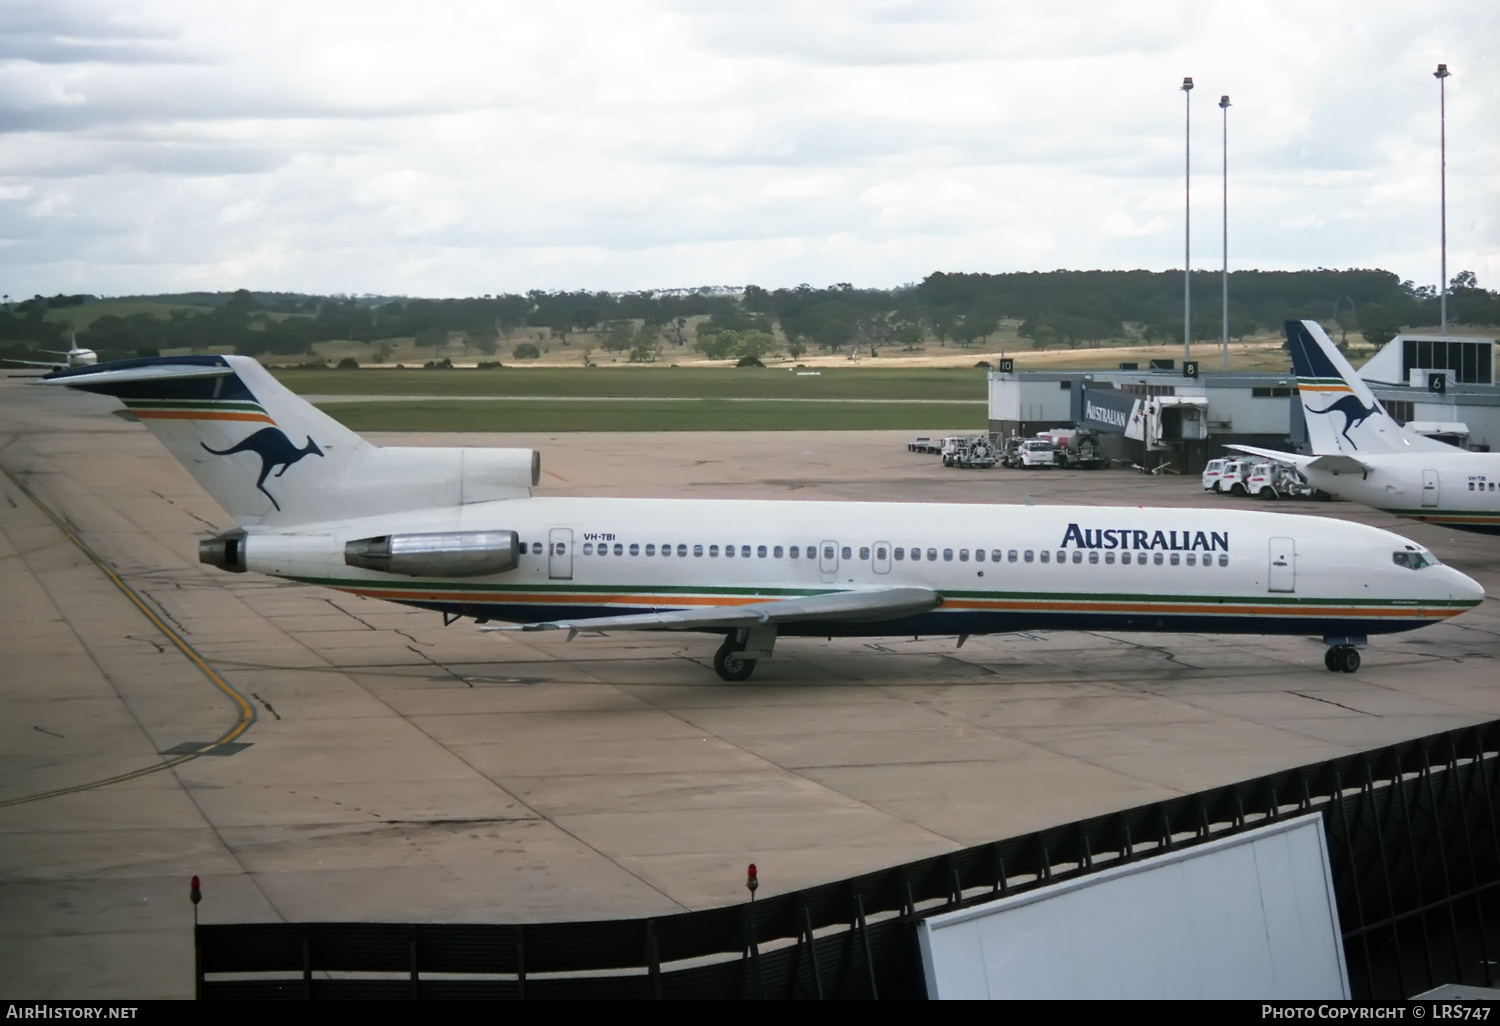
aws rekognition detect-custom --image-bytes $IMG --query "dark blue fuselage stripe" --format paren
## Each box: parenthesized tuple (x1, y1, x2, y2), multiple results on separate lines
(403, 601, 1437, 638)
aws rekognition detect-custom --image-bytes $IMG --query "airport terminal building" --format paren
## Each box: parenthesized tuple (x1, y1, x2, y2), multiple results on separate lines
(988, 334, 1500, 473)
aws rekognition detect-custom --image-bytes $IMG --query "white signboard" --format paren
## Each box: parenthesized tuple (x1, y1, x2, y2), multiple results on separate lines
(918, 814, 1349, 1000)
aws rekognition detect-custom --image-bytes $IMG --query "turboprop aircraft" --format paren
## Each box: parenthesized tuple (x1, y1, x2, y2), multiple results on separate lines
(3, 334, 97, 371)
(1231, 320, 1500, 535)
(44, 354, 1483, 679)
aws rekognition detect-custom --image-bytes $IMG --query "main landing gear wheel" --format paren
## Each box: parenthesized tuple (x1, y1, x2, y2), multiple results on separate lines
(714, 636, 757, 682)
(1324, 646, 1361, 673)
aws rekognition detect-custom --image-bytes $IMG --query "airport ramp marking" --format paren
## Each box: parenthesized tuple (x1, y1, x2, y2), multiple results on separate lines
(0, 464, 257, 809)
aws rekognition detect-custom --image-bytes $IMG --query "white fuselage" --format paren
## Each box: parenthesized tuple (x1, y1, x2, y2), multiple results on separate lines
(239, 498, 1481, 640)
(1304, 450, 1500, 534)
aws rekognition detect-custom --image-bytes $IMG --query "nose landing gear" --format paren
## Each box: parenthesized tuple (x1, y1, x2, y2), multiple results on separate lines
(1322, 635, 1366, 673)
(1324, 646, 1361, 673)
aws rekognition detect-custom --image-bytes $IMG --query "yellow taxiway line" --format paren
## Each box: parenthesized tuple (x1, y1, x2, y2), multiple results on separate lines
(0, 465, 255, 809)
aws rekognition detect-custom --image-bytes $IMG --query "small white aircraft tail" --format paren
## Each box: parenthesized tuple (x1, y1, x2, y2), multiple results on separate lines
(1287, 320, 1448, 456)
(43, 355, 539, 527)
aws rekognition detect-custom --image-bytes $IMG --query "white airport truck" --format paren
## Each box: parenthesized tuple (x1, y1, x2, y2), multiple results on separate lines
(1216, 458, 1260, 496)
(1247, 461, 1316, 499)
(1017, 438, 1057, 469)
(1036, 428, 1110, 470)
(1203, 458, 1229, 491)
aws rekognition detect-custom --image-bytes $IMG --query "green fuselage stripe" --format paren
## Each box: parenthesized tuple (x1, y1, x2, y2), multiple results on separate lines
(284, 575, 1470, 610)
(1383, 508, 1500, 522)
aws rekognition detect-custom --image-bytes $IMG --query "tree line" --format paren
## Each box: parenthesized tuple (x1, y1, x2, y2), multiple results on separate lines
(2, 270, 1496, 366)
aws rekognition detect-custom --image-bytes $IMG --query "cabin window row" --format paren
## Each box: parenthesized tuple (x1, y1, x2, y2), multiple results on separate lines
(519, 541, 1228, 567)
(1469, 481, 1495, 491)
(575, 543, 806, 558)
(894, 547, 1225, 566)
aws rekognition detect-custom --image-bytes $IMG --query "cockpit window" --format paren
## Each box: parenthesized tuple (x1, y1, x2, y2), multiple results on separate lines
(1392, 550, 1434, 570)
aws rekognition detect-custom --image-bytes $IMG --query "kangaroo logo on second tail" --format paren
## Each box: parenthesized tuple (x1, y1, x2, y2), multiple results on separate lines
(1305, 394, 1380, 450)
(202, 428, 323, 511)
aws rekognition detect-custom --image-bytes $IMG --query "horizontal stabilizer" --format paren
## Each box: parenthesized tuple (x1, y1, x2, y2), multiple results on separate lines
(41, 363, 234, 388)
(493, 586, 943, 634)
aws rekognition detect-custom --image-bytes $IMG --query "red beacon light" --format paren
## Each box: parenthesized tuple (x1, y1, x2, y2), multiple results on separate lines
(190, 875, 201, 905)
(746, 863, 758, 899)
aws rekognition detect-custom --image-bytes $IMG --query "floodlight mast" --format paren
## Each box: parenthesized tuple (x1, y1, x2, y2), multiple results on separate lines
(1220, 94, 1231, 371)
(1182, 76, 1194, 364)
(1435, 63, 1450, 336)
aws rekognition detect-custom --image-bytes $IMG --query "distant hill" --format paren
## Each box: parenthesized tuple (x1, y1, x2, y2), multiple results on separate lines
(3, 271, 1494, 366)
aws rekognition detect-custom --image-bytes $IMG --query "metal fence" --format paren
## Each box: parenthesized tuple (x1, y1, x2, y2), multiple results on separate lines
(197, 719, 1500, 999)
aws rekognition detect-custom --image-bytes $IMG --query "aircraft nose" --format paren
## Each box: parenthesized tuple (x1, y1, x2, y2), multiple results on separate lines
(1450, 567, 1486, 606)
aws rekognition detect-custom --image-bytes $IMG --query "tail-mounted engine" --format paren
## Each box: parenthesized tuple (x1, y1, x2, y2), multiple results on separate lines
(344, 531, 519, 577)
(199, 529, 248, 573)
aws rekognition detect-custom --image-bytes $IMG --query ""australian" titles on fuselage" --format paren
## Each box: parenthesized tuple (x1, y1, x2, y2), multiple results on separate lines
(1060, 524, 1228, 553)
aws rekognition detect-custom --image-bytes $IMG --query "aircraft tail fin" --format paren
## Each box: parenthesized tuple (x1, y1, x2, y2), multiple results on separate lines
(44, 355, 538, 527)
(1286, 319, 1447, 456)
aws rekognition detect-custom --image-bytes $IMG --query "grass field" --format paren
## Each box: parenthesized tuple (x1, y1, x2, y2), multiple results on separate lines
(277, 365, 992, 400)
(318, 398, 984, 432)
(42, 300, 212, 330)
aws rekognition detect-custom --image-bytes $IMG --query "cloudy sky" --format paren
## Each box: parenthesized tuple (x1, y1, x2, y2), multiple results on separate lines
(1, 0, 1495, 298)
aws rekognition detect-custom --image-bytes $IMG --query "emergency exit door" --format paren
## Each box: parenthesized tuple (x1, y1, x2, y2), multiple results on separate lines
(819, 539, 839, 582)
(549, 528, 573, 580)
(1268, 537, 1295, 593)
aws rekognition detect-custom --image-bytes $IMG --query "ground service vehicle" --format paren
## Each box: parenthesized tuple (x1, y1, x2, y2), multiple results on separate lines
(1019, 439, 1057, 469)
(1248, 462, 1314, 500)
(1038, 429, 1109, 470)
(942, 436, 998, 469)
(1219, 459, 1259, 496)
(1203, 458, 1229, 491)
(1000, 437, 1024, 468)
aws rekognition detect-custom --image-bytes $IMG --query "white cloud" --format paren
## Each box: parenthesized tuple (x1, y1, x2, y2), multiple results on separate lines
(0, 0, 1495, 296)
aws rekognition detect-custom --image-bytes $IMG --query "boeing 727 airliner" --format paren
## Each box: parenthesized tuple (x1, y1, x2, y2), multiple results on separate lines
(44, 355, 1483, 679)
(1232, 320, 1500, 535)
(3, 334, 97, 371)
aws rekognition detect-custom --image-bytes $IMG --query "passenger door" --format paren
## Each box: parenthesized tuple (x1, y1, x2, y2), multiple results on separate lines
(1422, 469, 1440, 508)
(549, 528, 573, 580)
(1268, 536, 1295, 593)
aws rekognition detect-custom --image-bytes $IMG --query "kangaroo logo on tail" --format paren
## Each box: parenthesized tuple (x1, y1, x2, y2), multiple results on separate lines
(1305, 394, 1380, 450)
(202, 428, 324, 511)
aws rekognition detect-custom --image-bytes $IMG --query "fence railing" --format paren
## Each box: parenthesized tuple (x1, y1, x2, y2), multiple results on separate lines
(197, 719, 1500, 999)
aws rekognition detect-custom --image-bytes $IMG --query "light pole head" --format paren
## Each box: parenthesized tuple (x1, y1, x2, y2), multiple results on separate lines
(1182, 77, 1194, 92)
(1219, 95, 1231, 109)
(1434, 64, 1450, 79)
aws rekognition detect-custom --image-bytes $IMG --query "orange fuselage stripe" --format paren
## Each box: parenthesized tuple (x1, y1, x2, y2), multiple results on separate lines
(132, 410, 275, 423)
(331, 586, 1458, 620)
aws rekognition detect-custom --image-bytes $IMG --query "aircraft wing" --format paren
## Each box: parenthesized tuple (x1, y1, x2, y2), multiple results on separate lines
(494, 586, 942, 636)
(1307, 454, 1373, 474)
(1227, 444, 1371, 476)
(3, 358, 64, 369)
(1226, 444, 1316, 468)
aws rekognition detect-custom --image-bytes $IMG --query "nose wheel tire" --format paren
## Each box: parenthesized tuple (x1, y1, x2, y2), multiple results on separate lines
(1324, 646, 1361, 673)
(714, 637, 757, 682)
